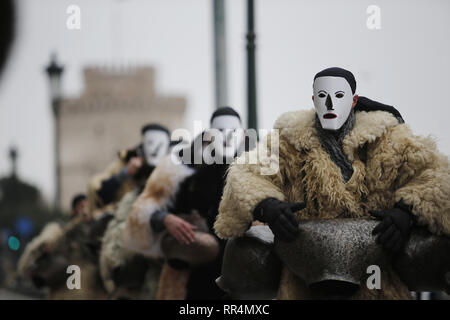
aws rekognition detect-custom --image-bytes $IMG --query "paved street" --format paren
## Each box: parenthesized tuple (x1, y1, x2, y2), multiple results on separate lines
(0, 289, 38, 300)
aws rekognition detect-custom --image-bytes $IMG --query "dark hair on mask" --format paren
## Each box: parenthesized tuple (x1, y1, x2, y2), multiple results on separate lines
(141, 123, 170, 136)
(71, 193, 86, 210)
(314, 67, 357, 94)
(210, 106, 241, 124)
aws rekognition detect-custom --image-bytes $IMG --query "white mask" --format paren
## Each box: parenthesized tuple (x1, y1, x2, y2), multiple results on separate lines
(142, 130, 170, 166)
(313, 76, 355, 131)
(205, 115, 243, 163)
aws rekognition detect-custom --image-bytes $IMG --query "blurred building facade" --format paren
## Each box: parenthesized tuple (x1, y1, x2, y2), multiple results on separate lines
(59, 66, 186, 211)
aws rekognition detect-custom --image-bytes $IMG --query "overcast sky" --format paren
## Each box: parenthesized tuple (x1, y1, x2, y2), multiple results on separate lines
(1, 0, 449, 204)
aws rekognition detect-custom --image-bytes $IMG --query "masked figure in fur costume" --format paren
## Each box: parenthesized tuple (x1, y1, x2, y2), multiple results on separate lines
(87, 124, 170, 218)
(214, 67, 450, 299)
(123, 107, 246, 299)
(18, 191, 114, 300)
(18, 215, 112, 300)
(99, 124, 171, 299)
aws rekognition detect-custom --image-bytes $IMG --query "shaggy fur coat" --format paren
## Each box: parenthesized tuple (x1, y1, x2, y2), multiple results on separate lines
(100, 189, 163, 299)
(122, 154, 195, 258)
(214, 109, 450, 299)
(87, 150, 138, 219)
(18, 221, 108, 300)
(100, 189, 140, 294)
(122, 151, 230, 299)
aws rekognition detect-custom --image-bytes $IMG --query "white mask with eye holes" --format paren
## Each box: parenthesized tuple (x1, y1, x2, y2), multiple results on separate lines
(313, 76, 355, 131)
(204, 115, 243, 164)
(142, 130, 170, 167)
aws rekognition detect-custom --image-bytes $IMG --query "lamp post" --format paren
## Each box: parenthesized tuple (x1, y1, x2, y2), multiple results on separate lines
(246, 0, 257, 132)
(213, 0, 228, 109)
(45, 54, 64, 211)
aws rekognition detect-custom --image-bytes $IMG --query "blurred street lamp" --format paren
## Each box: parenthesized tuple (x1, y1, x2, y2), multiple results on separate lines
(46, 54, 64, 115)
(45, 54, 64, 210)
(9, 146, 17, 179)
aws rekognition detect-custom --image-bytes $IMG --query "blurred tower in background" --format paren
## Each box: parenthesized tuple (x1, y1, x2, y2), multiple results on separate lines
(58, 66, 186, 211)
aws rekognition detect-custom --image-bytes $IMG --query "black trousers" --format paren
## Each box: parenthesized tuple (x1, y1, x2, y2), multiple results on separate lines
(185, 240, 226, 300)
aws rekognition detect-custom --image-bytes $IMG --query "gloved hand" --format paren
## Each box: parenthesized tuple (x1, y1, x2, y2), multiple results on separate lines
(369, 204, 413, 254)
(253, 198, 305, 242)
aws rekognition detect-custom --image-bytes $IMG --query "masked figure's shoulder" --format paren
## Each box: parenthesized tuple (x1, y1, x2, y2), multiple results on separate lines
(271, 109, 320, 153)
(273, 109, 316, 131)
(17, 222, 64, 276)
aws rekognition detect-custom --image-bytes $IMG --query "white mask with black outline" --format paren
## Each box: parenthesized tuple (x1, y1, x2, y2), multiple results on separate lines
(142, 130, 170, 166)
(313, 76, 355, 131)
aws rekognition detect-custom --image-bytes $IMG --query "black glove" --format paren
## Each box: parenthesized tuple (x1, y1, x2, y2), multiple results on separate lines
(369, 203, 413, 254)
(253, 198, 305, 242)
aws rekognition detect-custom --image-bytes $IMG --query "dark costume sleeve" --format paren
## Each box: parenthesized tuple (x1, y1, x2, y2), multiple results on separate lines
(96, 168, 128, 205)
(150, 210, 169, 232)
